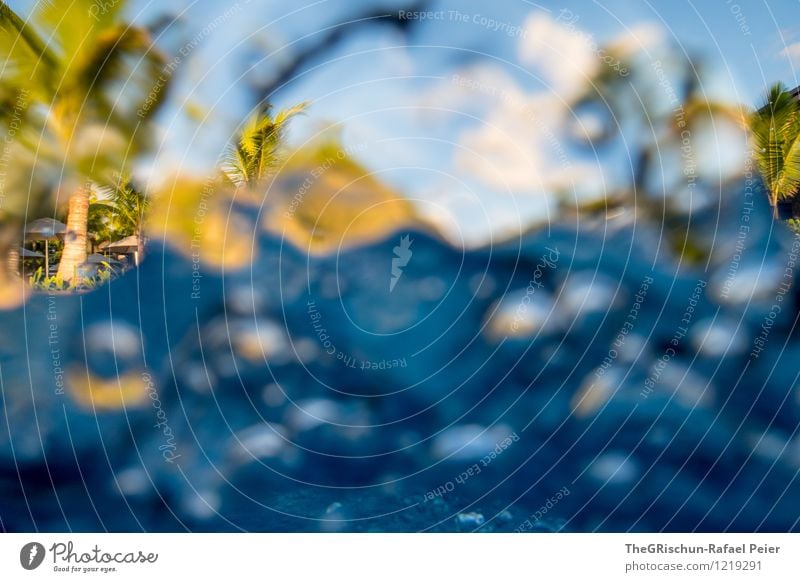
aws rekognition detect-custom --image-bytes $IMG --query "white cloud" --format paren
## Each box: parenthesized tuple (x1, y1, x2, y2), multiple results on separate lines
(453, 88, 603, 198)
(780, 42, 800, 64)
(518, 12, 601, 99)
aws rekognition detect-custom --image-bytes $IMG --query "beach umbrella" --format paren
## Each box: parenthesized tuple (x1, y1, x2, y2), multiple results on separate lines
(24, 218, 67, 275)
(105, 235, 139, 252)
(24, 218, 66, 241)
(106, 236, 142, 265)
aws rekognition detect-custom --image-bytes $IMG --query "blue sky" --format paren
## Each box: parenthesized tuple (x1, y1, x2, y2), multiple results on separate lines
(121, 0, 800, 106)
(609, 0, 800, 104)
(10, 0, 798, 105)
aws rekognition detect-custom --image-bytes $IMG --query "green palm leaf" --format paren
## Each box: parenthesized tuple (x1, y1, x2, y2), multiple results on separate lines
(93, 177, 148, 231)
(222, 101, 308, 188)
(0, 1, 57, 97)
(34, 0, 123, 73)
(751, 83, 800, 206)
(773, 124, 800, 201)
(221, 143, 251, 188)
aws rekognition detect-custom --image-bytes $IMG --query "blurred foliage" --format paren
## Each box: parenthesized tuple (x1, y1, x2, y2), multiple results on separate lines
(569, 40, 750, 264)
(149, 103, 309, 269)
(265, 137, 418, 253)
(27, 262, 115, 292)
(147, 174, 258, 269)
(787, 218, 800, 234)
(152, 114, 419, 266)
(87, 201, 117, 251)
(0, 0, 170, 187)
(27, 267, 67, 291)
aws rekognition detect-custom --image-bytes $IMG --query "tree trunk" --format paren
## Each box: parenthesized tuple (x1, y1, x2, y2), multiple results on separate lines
(135, 228, 144, 265)
(7, 245, 19, 276)
(57, 187, 90, 282)
(0, 226, 28, 309)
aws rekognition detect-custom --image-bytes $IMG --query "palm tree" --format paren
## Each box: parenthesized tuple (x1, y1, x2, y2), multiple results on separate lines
(87, 196, 115, 254)
(221, 102, 308, 188)
(750, 83, 800, 219)
(0, 0, 169, 283)
(95, 177, 150, 262)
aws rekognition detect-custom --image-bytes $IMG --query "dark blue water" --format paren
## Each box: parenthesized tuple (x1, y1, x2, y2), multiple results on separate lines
(2, 175, 799, 532)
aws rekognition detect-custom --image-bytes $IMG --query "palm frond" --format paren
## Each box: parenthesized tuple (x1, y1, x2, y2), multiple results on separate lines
(90, 176, 148, 231)
(253, 122, 281, 182)
(112, 180, 148, 230)
(221, 143, 250, 187)
(750, 82, 800, 203)
(772, 125, 800, 201)
(255, 101, 308, 180)
(0, 1, 57, 93)
(238, 108, 269, 159)
(35, 0, 125, 67)
(274, 101, 310, 126)
(224, 101, 308, 188)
